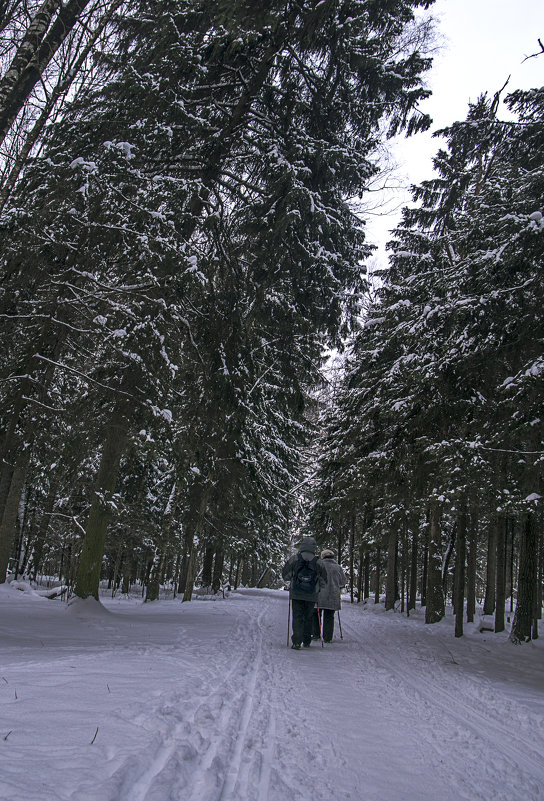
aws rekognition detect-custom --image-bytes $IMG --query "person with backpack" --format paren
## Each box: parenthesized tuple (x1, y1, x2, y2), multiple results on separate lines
(313, 549, 346, 643)
(282, 537, 327, 650)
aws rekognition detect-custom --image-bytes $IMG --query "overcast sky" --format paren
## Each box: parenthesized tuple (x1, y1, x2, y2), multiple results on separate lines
(366, 0, 544, 263)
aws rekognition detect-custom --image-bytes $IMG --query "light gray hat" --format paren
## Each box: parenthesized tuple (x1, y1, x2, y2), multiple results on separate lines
(321, 549, 335, 559)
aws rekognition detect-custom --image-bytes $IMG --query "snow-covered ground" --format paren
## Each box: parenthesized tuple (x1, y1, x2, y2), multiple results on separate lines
(1, 583, 543, 801)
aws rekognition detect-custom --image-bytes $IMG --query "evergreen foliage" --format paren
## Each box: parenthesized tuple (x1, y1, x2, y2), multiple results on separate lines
(308, 86, 543, 640)
(0, 0, 434, 600)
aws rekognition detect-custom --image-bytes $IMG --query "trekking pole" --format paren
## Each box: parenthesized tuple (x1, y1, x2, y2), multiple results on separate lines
(338, 610, 343, 640)
(287, 597, 291, 648)
(317, 604, 324, 647)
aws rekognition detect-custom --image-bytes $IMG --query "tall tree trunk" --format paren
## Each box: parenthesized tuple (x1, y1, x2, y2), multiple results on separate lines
(505, 517, 514, 614)
(363, 549, 370, 600)
(466, 505, 478, 623)
(250, 558, 259, 587)
(144, 480, 181, 601)
(145, 550, 166, 602)
(337, 530, 343, 567)
(201, 544, 215, 588)
(0, 446, 32, 581)
(212, 541, 224, 593)
(0, 0, 123, 213)
(110, 542, 123, 597)
(441, 521, 456, 604)
(409, 522, 419, 611)
(233, 557, 241, 590)
(483, 522, 497, 615)
(0, 0, 93, 146)
(0, 325, 66, 542)
(227, 555, 234, 587)
(400, 523, 407, 614)
(29, 474, 60, 580)
(241, 557, 251, 587)
(425, 504, 445, 624)
(182, 490, 209, 602)
(537, 530, 543, 623)
(454, 506, 467, 638)
(121, 553, 133, 595)
(374, 545, 381, 604)
(494, 514, 507, 633)
(182, 542, 196, 602)
(0, 0, 61, 107)
(178, 527, 193, 595)
(356, 542, 364, 602)
(510, 511, 538, 643)
(510, 519, 518, 613)
(349, 515, 355, 603)
(73, 412, 129, 600)
(421, 509, 429, 607)
(385, 528, 397, 611)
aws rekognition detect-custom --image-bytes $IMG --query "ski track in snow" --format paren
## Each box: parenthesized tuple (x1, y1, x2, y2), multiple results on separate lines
(1, 589, 543, 801)
(341, 615, 544, 801)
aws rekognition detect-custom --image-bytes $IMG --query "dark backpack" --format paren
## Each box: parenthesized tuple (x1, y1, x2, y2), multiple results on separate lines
(292, 554, 318, 595)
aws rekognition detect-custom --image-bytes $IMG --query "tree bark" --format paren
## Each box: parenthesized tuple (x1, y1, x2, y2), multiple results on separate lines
(349, 515, 355, 603)
(182, 490, 209, 602)
(466, 505, 478, 623)
(385, 528, 398, 611)
(73, 411, 129, 600)
(409, 521, 419, 611)
(201, 544, 215, 587)
(241, 557, 251, 587)
(374, 545, 381, 604)
(510, 512, 538, 643)
(454, 506, 467, 637)
(441, 522, 456, 603)
(233, 557, 241, 590)
(29, 474, 60, 580)
(178, 528, 193, 595)
(0, 447, 32, 581)
(0, 0, 123, 213)
(425, 504, 445, 624)
(363, 549, 370, 601)
(483, 522, 497, 615)
(211, 541, 224, 593)
(0, 0, 93, 146)
(494, 514, 507, 633)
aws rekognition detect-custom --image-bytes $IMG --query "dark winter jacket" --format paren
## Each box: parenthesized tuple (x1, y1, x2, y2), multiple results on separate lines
(282, 537, 327, 602)
(317, 557, 346, 611)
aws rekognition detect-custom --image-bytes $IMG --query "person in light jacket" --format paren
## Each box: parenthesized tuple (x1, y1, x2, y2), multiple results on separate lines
(313, 549, 346, 643)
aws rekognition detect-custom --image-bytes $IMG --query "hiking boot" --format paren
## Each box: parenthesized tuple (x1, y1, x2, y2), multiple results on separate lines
(291, 643, 301, 650)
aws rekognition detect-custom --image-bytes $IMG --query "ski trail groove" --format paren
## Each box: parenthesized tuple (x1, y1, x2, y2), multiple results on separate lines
(342, 616, 544, 800)
(217, 605, 266, 801)
(256, 705, 276, 801)
(115, 607, 259, 801)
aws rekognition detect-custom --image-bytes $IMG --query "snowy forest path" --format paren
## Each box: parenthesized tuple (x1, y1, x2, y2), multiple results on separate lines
(1, 588, 544, 801)
(342, 612, 544, 799)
